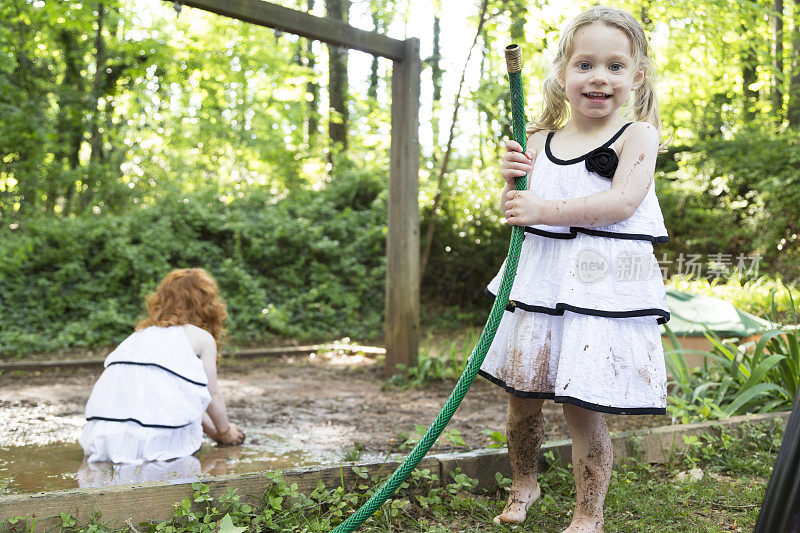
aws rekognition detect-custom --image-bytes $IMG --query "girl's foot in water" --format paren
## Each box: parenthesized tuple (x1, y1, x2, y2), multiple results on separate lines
(493, 482, 541, 524)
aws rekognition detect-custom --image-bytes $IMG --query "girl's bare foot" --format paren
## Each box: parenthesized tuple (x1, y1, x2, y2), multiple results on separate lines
(493, 483, 541, 525)
(562, 517, 604, 532)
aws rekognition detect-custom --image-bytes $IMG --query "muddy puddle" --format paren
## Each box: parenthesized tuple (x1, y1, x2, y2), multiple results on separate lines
(0, 352, 670, 495)
(0, 435, 386, 495)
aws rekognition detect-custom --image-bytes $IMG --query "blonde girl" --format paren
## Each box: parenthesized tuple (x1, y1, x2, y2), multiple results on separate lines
(480, 6, 670, 531)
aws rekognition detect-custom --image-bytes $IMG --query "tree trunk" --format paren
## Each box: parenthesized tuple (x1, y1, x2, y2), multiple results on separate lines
(8, 7, 45, 217)
(305, 0, 320, 142)
(367, 4, 381, 99)
(89, 3, 106, 166)
(78, 2, 109, 214)
(55, 28, 87, 215)
(367, 57, 379, 99)
(509, 1, 526, 43)
(741, 24, 759, 123)
(477, 31, 489, 167)
(772, 0, 785, 122)
(788, 0, 800, 126)
(430, 14, 442, 161)
(325, 0, 349, 151)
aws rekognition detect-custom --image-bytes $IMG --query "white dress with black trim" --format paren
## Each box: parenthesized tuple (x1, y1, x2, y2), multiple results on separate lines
(79, 326, 212, 464)
(480, 123, 670, 415)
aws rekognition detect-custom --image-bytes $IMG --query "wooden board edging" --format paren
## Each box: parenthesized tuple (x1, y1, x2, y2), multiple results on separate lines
(0, 411, 788, 530)
(0, 344, 386, 372)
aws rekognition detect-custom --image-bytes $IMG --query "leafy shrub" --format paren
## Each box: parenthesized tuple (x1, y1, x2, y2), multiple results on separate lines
(3, 128, 799, 357)
(0, 167, 387, 355)
(385, 328, 481, 388)
(663, 129, 800, 281)
(419, 166, 509, 316)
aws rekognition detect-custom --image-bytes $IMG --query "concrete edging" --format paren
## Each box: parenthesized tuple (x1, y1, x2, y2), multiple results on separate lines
(0, 411, 788, 530)
(440, 411, 790, 490)
(0, 344, 386, 372)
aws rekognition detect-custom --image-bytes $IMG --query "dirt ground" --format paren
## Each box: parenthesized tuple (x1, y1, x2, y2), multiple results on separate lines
(0, 350, 670, 455)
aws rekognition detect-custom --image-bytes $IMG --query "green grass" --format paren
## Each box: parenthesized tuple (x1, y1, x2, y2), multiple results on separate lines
(3, 419, 783, 532)
(384, 326, 481, 388)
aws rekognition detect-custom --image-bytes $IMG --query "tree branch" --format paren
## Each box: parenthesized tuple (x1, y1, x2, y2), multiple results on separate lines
(420, 0, 490, 280)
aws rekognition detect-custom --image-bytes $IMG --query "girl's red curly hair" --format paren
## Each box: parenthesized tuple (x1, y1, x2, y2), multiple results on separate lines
(136, 268, 227, 343)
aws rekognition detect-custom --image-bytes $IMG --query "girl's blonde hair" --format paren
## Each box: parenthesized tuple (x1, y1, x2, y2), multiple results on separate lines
(136, 268, 228, 343)
(528, 6, 661, 142)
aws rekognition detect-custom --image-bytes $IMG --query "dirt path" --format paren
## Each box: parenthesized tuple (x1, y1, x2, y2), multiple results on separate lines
(0, 351, 669, 455)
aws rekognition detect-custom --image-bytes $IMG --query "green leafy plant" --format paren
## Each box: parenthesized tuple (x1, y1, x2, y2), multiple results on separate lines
(341, 442, 364, 463)
(664, 292, 799, 423)
(0, 167, 388, 357)
(385, 329, 480, 388)
(2, 420, 785, 532)
(397, 424, 469, 453)
(481, 429, 507, 448)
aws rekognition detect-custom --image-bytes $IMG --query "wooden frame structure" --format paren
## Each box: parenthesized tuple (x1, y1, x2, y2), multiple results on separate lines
(170, 0, 420, 373)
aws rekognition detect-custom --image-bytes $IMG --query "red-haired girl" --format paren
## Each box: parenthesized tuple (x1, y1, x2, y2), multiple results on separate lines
(79, 268, 244, 464)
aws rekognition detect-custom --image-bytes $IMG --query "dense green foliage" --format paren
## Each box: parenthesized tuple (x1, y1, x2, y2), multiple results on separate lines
(0, 0, 316, 218)
(0, 166, 387, 354)
(660, 131, 800, 281)
(3, 419, 784, 531)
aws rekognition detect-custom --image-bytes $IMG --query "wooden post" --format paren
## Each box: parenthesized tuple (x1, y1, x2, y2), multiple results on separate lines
(385, 38, 421, 376)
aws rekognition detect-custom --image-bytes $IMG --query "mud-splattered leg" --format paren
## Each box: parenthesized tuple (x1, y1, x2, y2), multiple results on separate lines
(493, 394, 545, 525)
(561, 403, 612, 532)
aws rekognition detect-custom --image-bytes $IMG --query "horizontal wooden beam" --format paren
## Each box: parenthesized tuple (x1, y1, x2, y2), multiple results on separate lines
(166, 0, 407, 60)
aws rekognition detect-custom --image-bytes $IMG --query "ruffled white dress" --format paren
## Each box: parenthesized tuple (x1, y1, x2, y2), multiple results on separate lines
(79, 326, 212, 463)
(480, 123, 670, 414)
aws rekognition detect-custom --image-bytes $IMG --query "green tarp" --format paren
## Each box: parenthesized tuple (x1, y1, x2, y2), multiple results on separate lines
(661, 289, 773, 338)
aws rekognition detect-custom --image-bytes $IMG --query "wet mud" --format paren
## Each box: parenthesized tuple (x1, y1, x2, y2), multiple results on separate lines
(496, 397, 545, 524)
(578, 430, 613, 515)
(506, 399, 545, 482)
(0, 352, 668, 494)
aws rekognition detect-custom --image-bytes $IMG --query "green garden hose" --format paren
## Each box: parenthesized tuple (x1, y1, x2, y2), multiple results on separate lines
(331, 44, 529, 533)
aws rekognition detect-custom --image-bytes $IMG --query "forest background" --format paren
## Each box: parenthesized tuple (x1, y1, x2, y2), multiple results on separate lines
(1, 0, 799, 355)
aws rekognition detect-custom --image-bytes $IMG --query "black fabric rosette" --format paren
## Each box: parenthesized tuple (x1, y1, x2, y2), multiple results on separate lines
(585, 147, 618, 179)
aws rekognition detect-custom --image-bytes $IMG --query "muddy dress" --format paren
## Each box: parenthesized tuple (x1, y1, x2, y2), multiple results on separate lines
(79, 326, 211, 463)
(480, 123, 670, 415)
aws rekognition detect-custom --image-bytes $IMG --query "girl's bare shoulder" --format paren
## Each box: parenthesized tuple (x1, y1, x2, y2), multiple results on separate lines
(526, 130, 549, 156)
(618, 122, 659, 154)
(181, 324, 217, 356)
